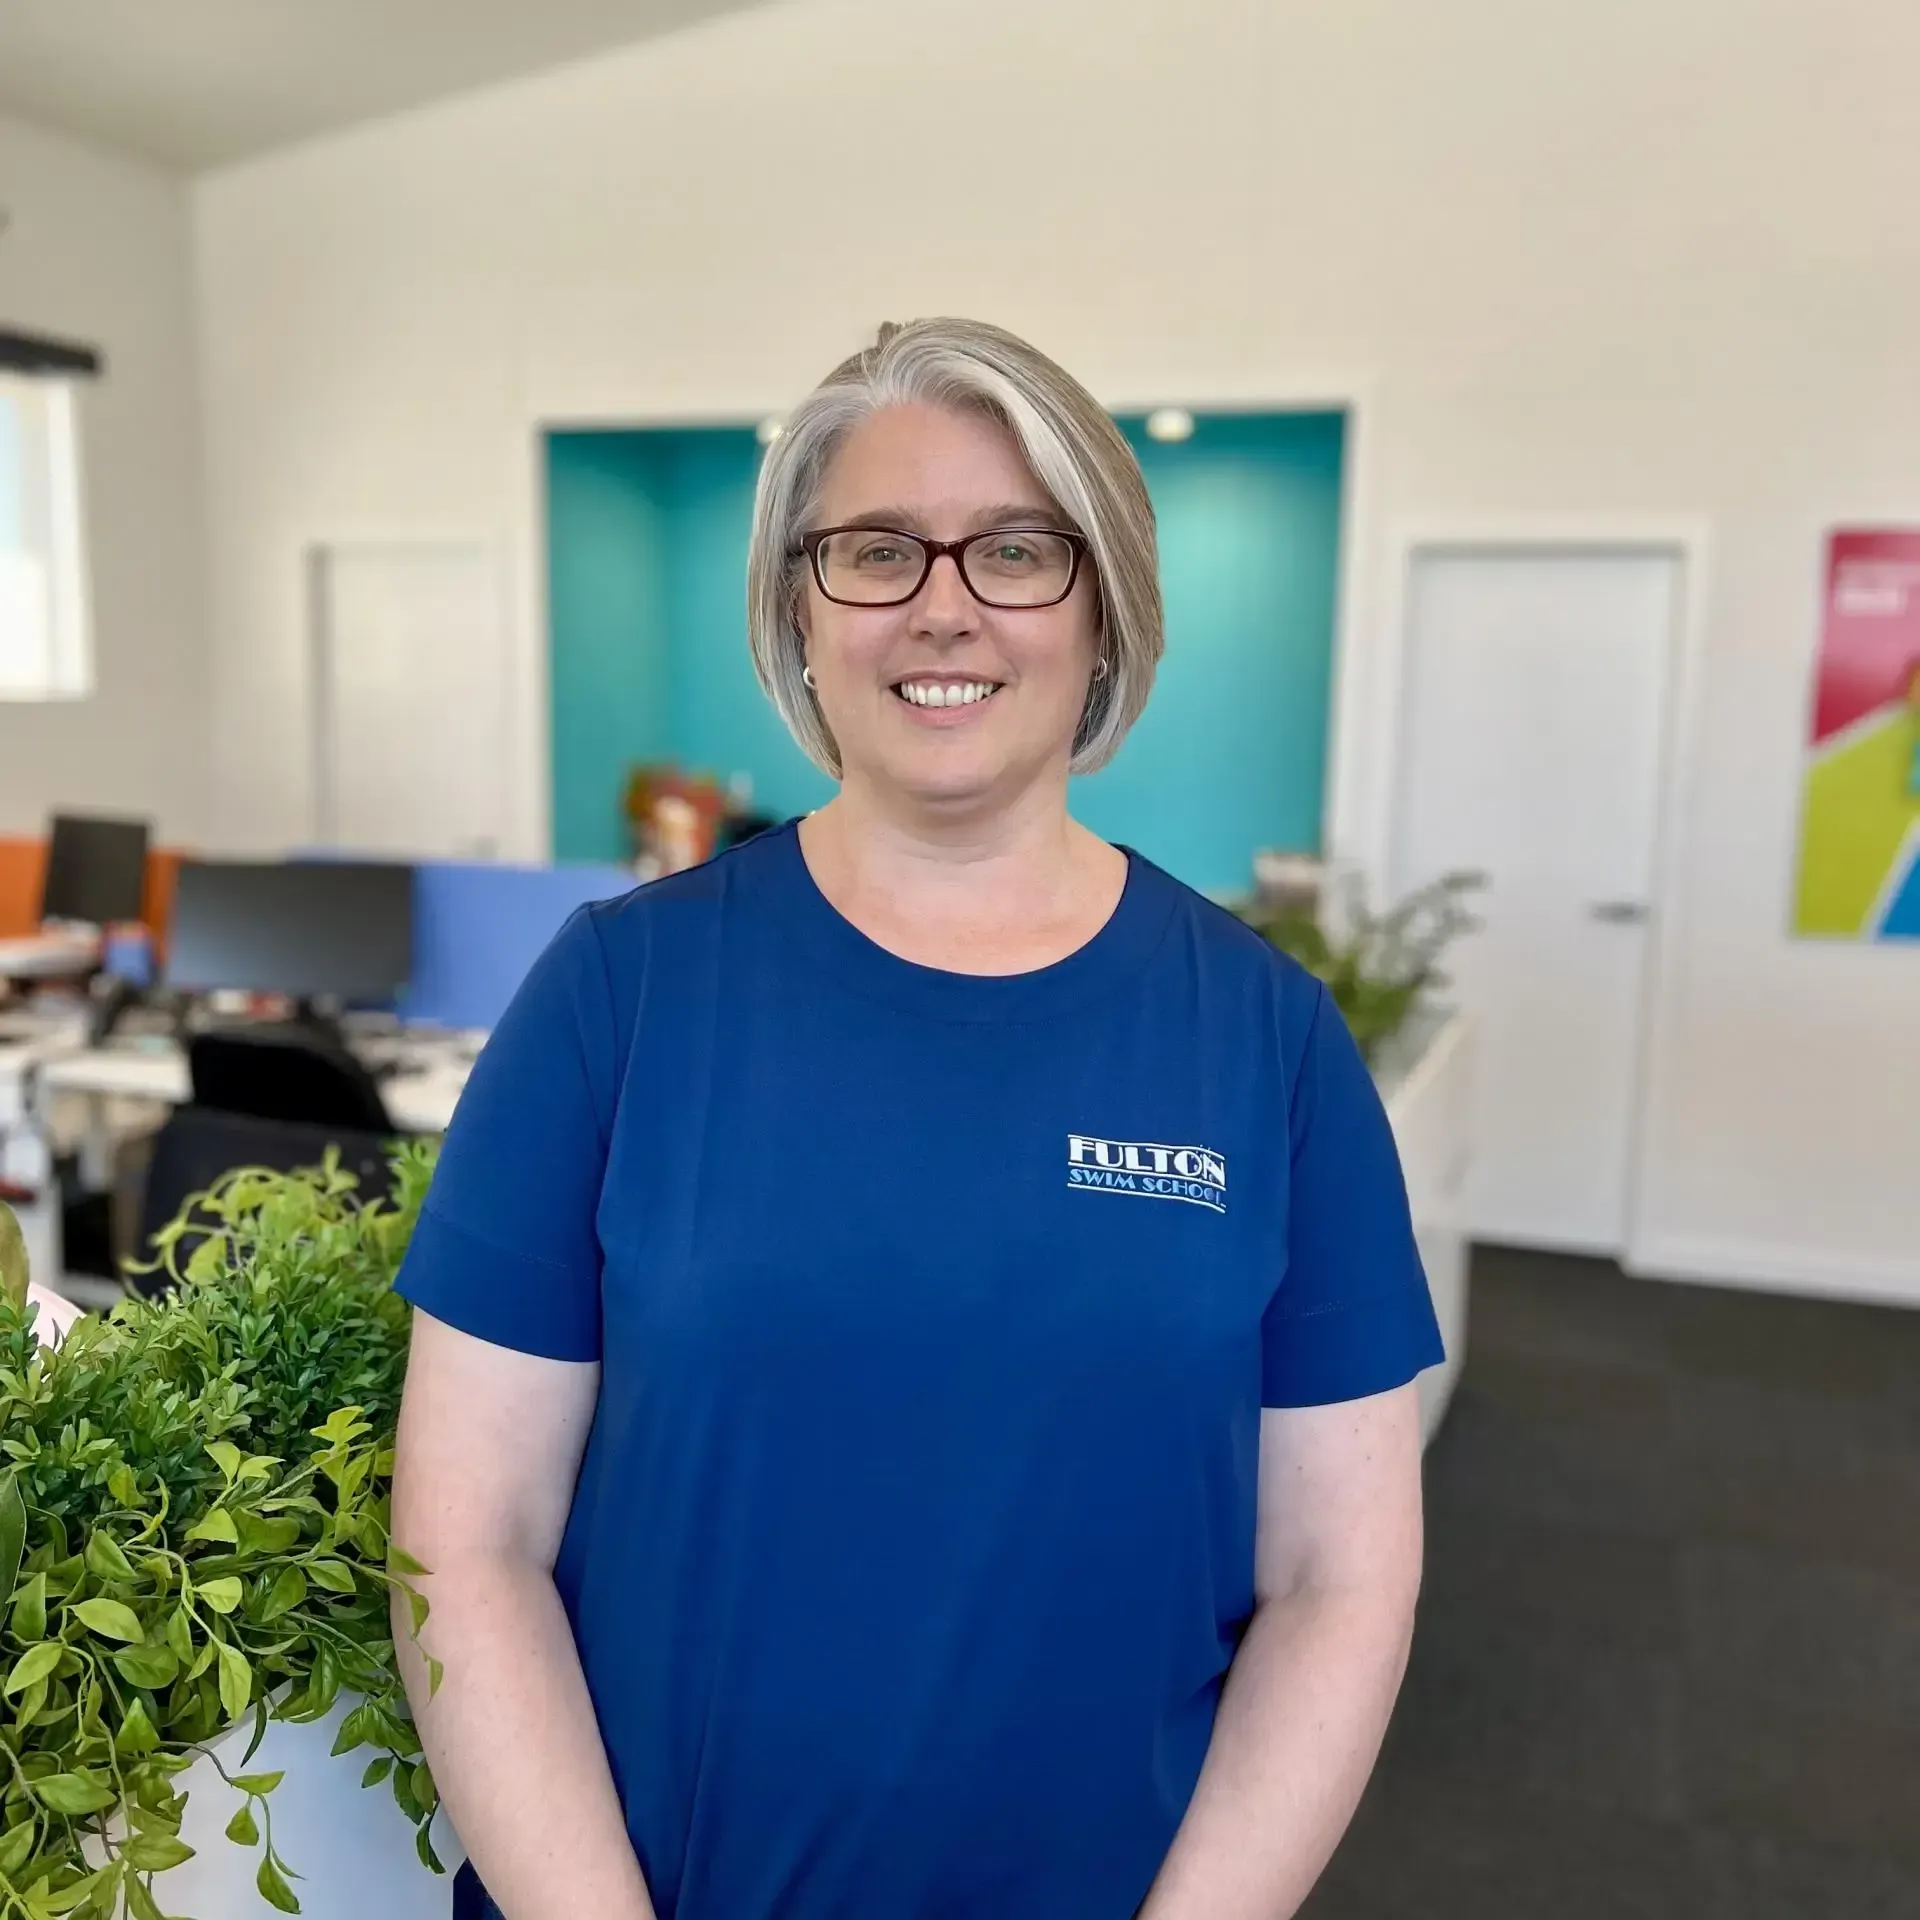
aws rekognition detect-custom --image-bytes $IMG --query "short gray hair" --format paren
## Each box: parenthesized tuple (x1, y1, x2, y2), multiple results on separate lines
(746, 318, 1163, 777)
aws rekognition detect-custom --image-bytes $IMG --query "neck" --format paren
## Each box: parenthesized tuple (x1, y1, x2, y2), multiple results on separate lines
(800, 769, 1126, 974)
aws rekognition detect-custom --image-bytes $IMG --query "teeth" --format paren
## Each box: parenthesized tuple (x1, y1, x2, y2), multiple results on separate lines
(898, 681, 998, 708)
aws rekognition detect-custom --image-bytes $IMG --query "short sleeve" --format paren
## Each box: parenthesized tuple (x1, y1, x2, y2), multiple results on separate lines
(395, 906, 617, 1362)
(1261, 985, 1446, 1408)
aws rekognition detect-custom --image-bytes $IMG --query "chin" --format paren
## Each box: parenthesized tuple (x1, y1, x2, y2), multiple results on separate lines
(880, 742, 1017, 811)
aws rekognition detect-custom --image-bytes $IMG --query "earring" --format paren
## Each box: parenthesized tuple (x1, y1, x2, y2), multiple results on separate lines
(1093, 656, 1110, 679)
(803, 665, 818, 691)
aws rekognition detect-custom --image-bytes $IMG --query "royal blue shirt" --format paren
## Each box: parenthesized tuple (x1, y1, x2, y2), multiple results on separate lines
(398, 822, 1443, 1920)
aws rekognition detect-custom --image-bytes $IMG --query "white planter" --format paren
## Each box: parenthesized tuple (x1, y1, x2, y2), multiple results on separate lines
(151, 1696, 465, 1919)
(1373, 1009, 1474, 1447)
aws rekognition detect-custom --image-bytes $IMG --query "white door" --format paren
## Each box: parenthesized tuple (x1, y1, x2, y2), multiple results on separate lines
(1390, 547, 1678, 1253)
(311, 542, 508, 860)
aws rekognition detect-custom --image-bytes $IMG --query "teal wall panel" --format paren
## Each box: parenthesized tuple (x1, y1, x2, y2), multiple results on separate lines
(545, 432, 668, 863)
(1071, 412, 1345, 895)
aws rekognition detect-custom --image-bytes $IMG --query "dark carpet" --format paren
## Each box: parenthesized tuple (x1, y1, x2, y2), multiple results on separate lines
(1300, 1243, 1920, 1920)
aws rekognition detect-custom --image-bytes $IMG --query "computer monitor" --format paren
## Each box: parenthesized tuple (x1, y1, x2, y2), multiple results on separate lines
(166, 860, 414, 1005)
(40, 813, 150, 926)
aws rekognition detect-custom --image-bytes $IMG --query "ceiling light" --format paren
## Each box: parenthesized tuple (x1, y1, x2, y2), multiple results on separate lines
(1145, 407, 1195, 443)
(756, 417, 785, 446)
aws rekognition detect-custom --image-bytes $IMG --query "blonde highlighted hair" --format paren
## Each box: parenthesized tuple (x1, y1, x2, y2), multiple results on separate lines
(746, 318, 1163, 776)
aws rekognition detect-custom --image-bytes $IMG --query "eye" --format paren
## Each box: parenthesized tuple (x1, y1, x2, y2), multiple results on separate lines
(853, 538, 916, 568)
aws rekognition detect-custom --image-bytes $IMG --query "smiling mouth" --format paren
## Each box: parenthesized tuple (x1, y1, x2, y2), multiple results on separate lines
(893, 679, 1004, 709)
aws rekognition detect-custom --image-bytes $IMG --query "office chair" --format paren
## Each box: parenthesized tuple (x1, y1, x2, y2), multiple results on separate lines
(132, 1105, 396, 1297)
(188, 1025, 392, 1132)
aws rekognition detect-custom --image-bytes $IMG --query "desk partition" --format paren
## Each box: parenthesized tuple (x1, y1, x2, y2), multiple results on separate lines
(399, 859, 637, 1032)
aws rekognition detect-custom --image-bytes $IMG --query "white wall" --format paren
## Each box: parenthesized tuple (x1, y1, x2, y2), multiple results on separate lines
(191, 0, 1920, 1302)
(0, 111, 207, 841)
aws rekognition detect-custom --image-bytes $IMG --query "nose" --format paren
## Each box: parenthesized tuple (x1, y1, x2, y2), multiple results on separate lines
(910, 551, 978, 637)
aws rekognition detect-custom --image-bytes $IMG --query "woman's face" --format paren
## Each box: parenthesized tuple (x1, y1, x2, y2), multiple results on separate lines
(798, 402, 1099, 815)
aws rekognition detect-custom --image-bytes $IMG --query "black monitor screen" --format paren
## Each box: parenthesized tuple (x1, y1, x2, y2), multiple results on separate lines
(41, 813, 151, 926)
(166, 861, 413, 1003)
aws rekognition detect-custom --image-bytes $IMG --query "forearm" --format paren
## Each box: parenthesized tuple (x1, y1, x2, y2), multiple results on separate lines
(1137, 1583, 1416, 1920)
(396, 1555, 656, 1920)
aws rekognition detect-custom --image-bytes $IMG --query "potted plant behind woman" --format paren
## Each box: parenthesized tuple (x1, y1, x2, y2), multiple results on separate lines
(0, 1148, 454, 1920)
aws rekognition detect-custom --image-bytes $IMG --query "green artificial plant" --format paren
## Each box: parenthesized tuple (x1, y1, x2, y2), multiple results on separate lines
(1237, 869, 1484, 1063)
(0, 1146, 442, 1920)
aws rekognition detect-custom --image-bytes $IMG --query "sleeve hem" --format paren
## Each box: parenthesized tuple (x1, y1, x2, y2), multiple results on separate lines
(1260, 1286, 1446, 1409)
(395, 1206, 602, 1363)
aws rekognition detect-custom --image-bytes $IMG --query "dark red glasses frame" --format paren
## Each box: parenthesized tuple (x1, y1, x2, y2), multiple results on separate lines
(793, 526, 1091, 609)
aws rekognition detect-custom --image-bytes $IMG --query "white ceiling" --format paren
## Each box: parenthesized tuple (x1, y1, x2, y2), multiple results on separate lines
(0, 0, 773, 172)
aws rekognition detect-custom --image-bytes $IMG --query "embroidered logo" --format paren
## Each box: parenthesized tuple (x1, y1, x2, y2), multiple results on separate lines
(1067, 1135, 1227, 1214)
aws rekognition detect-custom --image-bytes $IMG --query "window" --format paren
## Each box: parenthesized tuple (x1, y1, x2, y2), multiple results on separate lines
(0, 373, 92, 698)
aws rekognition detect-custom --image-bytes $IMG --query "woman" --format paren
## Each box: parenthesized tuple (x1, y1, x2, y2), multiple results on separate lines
(393, 317, 1443, 1920)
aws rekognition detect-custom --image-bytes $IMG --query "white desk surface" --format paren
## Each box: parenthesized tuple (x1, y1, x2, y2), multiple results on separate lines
(37, 1037, 471, 1135)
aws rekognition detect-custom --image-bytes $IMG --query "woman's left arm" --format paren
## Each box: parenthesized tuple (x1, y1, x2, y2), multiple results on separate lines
(1138, 1382, 1426, 1920)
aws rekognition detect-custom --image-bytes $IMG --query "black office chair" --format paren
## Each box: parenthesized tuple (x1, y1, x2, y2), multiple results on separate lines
(132, 1105, 396, 1296)
(188, 1026, 391, 1132)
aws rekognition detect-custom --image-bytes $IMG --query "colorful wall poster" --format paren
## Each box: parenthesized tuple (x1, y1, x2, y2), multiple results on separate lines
(1792, 529, 1920, 940)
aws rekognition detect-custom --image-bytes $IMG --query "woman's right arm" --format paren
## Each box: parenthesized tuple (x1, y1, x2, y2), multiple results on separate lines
(392, 1308, 657, 1920)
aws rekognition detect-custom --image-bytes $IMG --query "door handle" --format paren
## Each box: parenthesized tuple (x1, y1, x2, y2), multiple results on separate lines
(1588, 900, 1651, 925)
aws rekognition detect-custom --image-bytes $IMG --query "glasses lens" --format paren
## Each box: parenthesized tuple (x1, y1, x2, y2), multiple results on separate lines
(815, 530, 928, 604)
(963, 530, 1078, 606)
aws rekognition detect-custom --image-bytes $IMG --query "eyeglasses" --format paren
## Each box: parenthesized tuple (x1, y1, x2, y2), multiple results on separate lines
(794, 525, 1090, 609)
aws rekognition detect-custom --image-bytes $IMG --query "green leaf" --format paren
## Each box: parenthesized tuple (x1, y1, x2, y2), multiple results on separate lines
(391, 1764, 421, 1822)
(311, 1407, 368, 1446)
(112, 1641, 180, 1690)
(122, 1831, 194, 1872)
(106, 1463, 139, 1509)
(206, 1441, 243, 1482)
(328, 1702, 374, 1756)
(196, 1577, 243, 1615)
(256, 1852, 301, 1914)
(33, 1866, 106, 1914)
(164, 1604, 194, 1664)
(229, 1771, 282, 1796)
(415, 1820, 445, 1875)
(426, 1655, 444, 1698)
(124, 1875, 166, 1920)
(224, 1802, 259, 1847)
(407, 1587, 429, 1638)
(115, 1696, 161, 1755)
(34, 1770, 118, 1816)
(0, 1471, 25, 1617)
(386, 1544, 428, 1578)
(185, 1509, 238, 1547)
(11, 1570, 46, 1642)
(305, 1558, 356, 1594)
(0, 1818, 37, 1875)
(70, 1597, 145, 1643)
(360, 1756, 392, 1788)
(12, 1674, 47, 1727)
(4, 1641, 63, 1695)
(259, 1566, 307, 1622)
(83, 1529, 136, 1585)
(235, 1514, 302, 1557)
(409, 1761, 438, 1817)
(216, 1640, 252, 1722)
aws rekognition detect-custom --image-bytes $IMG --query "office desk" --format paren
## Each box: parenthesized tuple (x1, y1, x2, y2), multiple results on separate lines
(39, 1039, 473, 1136)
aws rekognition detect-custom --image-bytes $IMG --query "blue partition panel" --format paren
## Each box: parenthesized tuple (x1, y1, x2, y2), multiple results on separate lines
(401, 860, 636, 1032)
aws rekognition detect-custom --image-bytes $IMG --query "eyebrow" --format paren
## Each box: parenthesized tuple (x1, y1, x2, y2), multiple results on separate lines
(829, 502, 1078, 536)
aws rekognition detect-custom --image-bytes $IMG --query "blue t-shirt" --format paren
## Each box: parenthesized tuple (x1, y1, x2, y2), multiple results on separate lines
(398, 822, 1443, 1920)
